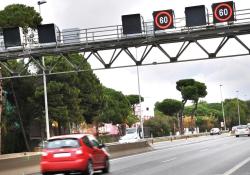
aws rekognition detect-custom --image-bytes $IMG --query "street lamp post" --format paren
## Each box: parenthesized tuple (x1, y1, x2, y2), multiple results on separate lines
(236, 90, 241, 125)
(136, 65, 144, 139)
(38, 1, 50, 139)
(135, 48, 144, 139)
(219, 85, 226, 130)
(42, 57, 50, 139)
(38, 0, 47, 15)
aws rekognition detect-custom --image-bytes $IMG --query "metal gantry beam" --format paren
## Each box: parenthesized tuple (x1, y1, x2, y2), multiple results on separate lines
(0, 10, 250, 79)
(0, 34, 250, 79)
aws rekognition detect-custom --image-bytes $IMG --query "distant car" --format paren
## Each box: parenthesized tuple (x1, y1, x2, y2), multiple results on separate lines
(235, 125, 250, 137)
(210, 128, 221, 135)
(119, 133, 140, 144)
(119, 128, 141, 144)
(40, 134, 110, 175)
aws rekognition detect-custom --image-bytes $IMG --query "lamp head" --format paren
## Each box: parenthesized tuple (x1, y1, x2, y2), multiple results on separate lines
(38, 1, 47, 5)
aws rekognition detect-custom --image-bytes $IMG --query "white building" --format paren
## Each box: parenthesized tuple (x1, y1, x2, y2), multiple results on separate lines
(134, 101, 154, 120)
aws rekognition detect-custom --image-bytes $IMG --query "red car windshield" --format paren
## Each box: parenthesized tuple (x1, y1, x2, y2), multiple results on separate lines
(45, 138, 80, 149)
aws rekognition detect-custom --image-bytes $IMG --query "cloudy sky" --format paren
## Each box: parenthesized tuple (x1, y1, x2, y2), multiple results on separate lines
(1, 0, 250, 110)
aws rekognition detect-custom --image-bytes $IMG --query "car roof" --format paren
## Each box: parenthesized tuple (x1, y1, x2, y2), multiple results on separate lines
(48, 134, 91, 140)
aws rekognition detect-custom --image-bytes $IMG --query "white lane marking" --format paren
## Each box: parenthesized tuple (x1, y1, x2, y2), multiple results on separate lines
(162, 157, 177, 163)
(223, 157, 250, 175)
(153, 136, 231, 149)
(110, 145, 192, 163)
(111, 136, 233, 162)
(199, 148, 209, 152)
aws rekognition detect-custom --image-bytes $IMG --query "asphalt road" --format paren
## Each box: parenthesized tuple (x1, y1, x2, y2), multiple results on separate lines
(108, 134, 250, 175)
(30, 134, 250, 175)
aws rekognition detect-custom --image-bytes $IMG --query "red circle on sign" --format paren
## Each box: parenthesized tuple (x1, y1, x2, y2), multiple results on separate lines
(154, 11, 173, 30)
(214, 3, 233, 22)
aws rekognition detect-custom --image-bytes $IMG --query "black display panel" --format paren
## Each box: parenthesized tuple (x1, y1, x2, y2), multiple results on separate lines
(37, 23, 57, 43)
(3, 27, 21, 48)
(153, 10, 174, 30)
(212, 1, 235, 23)
(122, 14, 142, 35)
(185, 5, 207, 27)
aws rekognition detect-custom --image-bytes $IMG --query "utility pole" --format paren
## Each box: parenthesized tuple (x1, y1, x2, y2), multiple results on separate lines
(220, 85, 226, 130)
(137, 66, 144, 139)
(38, 0, 50, 139)
(236, 90, 241, 125)
(0, 67, 2, 154)
(135, 48, 144, 139)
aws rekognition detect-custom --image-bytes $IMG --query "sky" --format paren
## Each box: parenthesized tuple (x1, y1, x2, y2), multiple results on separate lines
(0, 0, 250, 112)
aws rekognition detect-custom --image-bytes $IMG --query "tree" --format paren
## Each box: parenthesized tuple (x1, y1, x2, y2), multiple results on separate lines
(98, 87, 130, 135)
(0, 4, 42, 33)
(184, 102, 223, 124)
(0, 3, 42, 153)
(176, 79, 207, 134)
(98, 87, 130, 124)
(31, 80, 83, 135)
(196, 116, 217, 132)
(246, 100, 250, 122)
(48, 55, 104, 124)
(30, 54, 104, 134)
(155, 99, 182, 116)
(144, 115, 171, 137)
(224, 99, 248, 128)
(126, 113, 139, 128)
(0, 4, 106, 153)
(1, 60, 37, 153)
(126, 95, 144, 115)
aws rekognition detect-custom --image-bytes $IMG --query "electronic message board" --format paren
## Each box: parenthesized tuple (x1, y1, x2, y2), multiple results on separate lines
(3, 27, 21, 48)
(153, 10, 174, 30)
(185, 5, 207, 27)
(212, 1, 235, 23)
(37, 23, 57, 43)
(122, 14, 142, 35)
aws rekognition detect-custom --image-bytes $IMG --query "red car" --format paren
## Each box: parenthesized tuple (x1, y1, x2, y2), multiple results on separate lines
(40, 134, 110, 175)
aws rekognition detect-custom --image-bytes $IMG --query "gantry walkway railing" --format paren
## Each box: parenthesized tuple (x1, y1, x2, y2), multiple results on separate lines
(0, 9, 250, 79)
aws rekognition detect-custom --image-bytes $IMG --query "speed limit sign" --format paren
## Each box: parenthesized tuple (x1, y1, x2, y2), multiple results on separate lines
(153, 10, 174, 30)
(212, 1, 235, 23)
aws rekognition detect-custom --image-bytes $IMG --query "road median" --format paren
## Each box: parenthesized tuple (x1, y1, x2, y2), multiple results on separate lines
(0, 152, 41, 175)
(106, 140, 153, 159)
